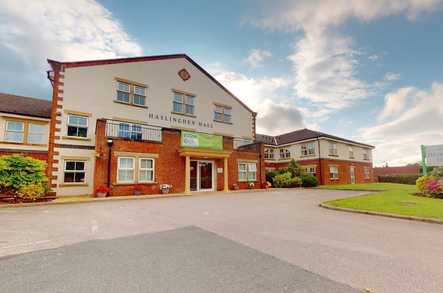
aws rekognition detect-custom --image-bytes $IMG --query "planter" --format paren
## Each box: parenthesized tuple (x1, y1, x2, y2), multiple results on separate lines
(96, 192, 107, 198)
(159, 184, 172, 194)
(161, 188, 170, 194)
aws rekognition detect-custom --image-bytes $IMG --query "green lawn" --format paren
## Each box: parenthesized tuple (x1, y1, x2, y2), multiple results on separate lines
(321, 183, 443, 220)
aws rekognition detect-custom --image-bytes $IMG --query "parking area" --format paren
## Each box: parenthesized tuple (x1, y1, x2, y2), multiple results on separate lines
(1, 189, 443, 292)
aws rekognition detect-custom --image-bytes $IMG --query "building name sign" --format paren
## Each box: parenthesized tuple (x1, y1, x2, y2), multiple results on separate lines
(147, 112, 214, 129)
(423, 144, 443, 167)
(181, 131, 223, 150)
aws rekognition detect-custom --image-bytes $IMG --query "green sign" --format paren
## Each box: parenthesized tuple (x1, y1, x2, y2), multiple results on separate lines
(181, 131, 223, 150)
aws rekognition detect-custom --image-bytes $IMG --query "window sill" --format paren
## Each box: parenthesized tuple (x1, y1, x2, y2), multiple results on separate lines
(237, 180, 258, 183)
(114, 181, 158, 186)
(0, 140, 47, 146)
(300, 154, 316, 158)
(62, 136, 91, 141)
(328, 154, 339, 157)
(59, 183, 89, 187)
(329, 178, 340, 181)
(114, 100, 148, 108)
(171, 111, 196, 118)
(213, 119, 233, 125)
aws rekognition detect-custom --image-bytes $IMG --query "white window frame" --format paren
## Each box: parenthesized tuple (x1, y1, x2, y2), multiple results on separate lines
(214, 104, 232, 123)
(238, 162, 257, 182)
(349, 146, 354, 159)
(67, 114, 88, 138)
(305, 166, 316, 175)
(4, 120, 25, 143)
(264, 148, 274, 160)
(329, 142, 338, 156)
(139, 158, 155, 183)
(279, 148, 291, 159)
(173, 92, 195, 115)
(329, 165, 339, 180)
(133, 85, 146, 106)
(116, 81, 131, 103)
(364, 167, 370, 179)
(116, 81, 147, 106)
(301, 143, 315, 156)
(117, 157, 135, 183)
(63, 160, 86, 184)
(363, 149, 370, 160)
(27, 123, 45, 144)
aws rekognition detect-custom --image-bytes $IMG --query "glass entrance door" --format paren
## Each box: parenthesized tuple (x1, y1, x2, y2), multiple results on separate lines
(199, 161, 213, 191)
(190, 161, 198, 191)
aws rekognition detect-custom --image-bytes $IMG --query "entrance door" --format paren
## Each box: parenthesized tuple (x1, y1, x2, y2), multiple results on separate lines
(350, 166, 356, 184)
(190, 160, 214, 192)
(199, 161, 214, 191)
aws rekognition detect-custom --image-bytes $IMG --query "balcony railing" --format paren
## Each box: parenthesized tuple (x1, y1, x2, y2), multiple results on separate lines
(105, 120, 162, 142)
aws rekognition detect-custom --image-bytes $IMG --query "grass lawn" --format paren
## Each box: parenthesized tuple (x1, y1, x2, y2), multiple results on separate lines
(321, 183, 443, 220)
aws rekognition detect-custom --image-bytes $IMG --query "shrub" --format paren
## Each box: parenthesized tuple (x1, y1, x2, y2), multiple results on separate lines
(430, 167, 443, 179)
(266, 170, 277, 185)
(378, 174, 419, 185)
(301, 174, 319, 187)
(424, 179, 442, 197)
(273, 172, 301, 188)
(0, 155, 48, 200)
(287, 159, 303, 177)
(416, 176, 434, 193)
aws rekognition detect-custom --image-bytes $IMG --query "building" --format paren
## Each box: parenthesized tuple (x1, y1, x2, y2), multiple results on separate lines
(46, 54, 266, 196)
(257, 129, 374, 184)
(0, 93, 51, 163)
(373, 164, 420, 180)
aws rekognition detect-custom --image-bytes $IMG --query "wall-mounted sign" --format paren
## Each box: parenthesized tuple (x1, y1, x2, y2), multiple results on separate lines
(147, 112, 213, 129)
(422, 145, 443, 171)
(181, 131, 223, 150)
(217, 168, 223, 174)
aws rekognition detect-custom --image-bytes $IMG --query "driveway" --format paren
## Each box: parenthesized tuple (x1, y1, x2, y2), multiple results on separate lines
(1, 189, 442, 292)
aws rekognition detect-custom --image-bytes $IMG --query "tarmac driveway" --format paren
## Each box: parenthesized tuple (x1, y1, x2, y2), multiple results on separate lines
(1, 189, 442, 293)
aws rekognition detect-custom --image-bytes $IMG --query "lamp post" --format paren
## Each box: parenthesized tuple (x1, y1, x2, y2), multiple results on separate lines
(107, 138, 113, 190)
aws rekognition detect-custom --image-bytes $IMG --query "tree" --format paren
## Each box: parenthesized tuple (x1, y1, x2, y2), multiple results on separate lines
(287, 159, 303, 177)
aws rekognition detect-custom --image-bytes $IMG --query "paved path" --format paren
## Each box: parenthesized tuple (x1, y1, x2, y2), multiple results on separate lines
(1, 189, 443, 292)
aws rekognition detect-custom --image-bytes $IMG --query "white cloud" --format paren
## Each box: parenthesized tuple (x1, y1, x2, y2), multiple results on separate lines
(378, 86, 415, 120)
(361, 82, 443, 166)
(255, 0, 442, 117)
(384, 72, 401, 81)
(243, 49, 272, 68)
(208, 64, 303, 134)
(0, 0, 142, 97)
(368, 54, 380, 61)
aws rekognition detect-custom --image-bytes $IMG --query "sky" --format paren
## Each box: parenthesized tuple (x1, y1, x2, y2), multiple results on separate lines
(1, 0, 443, 166)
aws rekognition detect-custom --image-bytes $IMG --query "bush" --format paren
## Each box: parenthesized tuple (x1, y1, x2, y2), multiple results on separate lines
(0, 155, 48, 201)
(301, 174, 319, 187)
(266, 170, 277, 185)
(416, 175, 443, 198)
(416, 176, 434, 193)
(430, 167, 443, 179)
(273, 172, 301, 188)
(287, 159, 303, 177)
(378, 174, 419, 185)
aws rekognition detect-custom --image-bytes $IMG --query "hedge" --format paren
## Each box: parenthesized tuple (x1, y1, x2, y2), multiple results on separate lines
(377, 174, 419, 185)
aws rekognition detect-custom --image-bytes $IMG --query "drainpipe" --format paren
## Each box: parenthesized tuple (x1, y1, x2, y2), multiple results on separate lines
(107, 138, 113, 192)
(317, 138, 323, 185)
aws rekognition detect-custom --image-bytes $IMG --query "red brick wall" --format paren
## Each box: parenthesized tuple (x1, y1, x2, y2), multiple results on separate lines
(264, 158, 373, 185)
(94, 119, 266, 196)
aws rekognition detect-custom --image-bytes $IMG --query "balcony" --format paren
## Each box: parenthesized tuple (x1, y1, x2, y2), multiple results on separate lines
(105, 120, 162, 142)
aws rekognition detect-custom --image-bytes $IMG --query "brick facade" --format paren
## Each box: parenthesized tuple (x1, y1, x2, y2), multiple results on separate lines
(0, 150, 48, 162)
(265, 158, 373, 185)
(94, 119, 266, 196)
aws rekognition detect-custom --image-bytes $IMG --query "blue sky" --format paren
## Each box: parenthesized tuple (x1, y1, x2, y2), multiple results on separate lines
(1, 0, 443, 166)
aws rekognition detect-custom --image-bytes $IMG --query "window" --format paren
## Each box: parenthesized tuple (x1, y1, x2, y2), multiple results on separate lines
(116, 80, 147, 106)
(67, 114, 88, 138)
(329, 142, 338, 156)
(5, 121, 24, 143)
(304, 166, 316, 175)
(28, 123, 45, 144)
(238, 162, 257, 182)
(117, 157, 135, 183)
(139, 158, 155, 182)
(349, 146, 354, 159)
(214, 104, 232, 123)
(301, 143, 315, 156)
(173, 92, 194, 115)
(279, 148, 291, 159)
(118, 123, 142, 140)
(364, 167, 371, 179)
(117, 81, 130, 103)
(329, 165, 339, 180)
(133, 86, 146, 106)
(264, 148, 274, 160)
(363, 149, 370, 160)
(63, 161, 86, 183)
